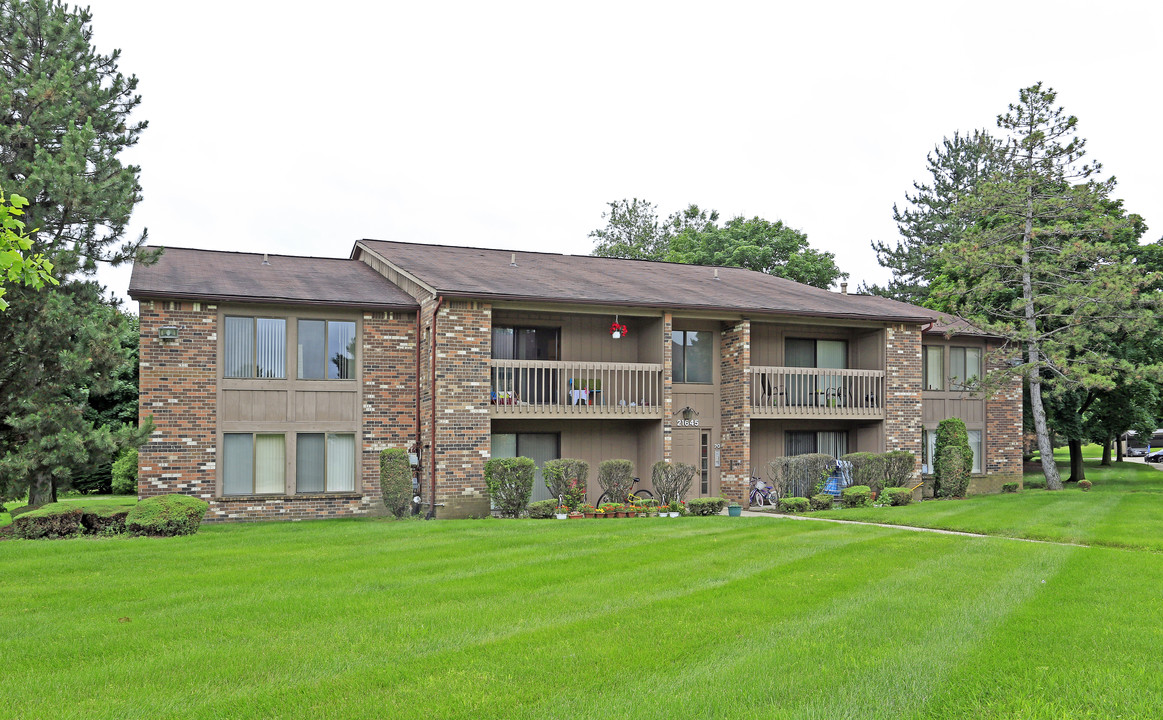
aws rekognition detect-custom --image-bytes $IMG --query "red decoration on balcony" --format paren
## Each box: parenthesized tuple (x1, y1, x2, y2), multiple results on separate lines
(610, 321, 628, 338)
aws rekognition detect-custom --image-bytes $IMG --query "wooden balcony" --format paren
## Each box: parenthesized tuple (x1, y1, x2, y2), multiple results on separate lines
(751, 366, 886, 419)
(490, 360, 663, 419)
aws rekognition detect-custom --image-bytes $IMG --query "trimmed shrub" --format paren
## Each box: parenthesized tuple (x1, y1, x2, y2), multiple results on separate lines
(543, 458, 589, 509)
(883, 451, 917, 488)
(778, 496, 810, 513)
(934, 418, 973, 497)
(810, 494, 834, 511)
(841, 485, 872, 508)
(484, 457, 536, 518)
(380, 448, 413, 518)
(650, 461, 695, 505)
(527, 499, 558, 519)
(13, 504, 84, 539)
(597, 459, 635, 503)
(767, 453, 837, 499)
(686, 497, 728, 516)
(842, 452, 887, 493)
(112, 447, 139, 495)
(126, 495, 208, 536)
(1002, 482, 1019, 493)
(1025, 476, 1047, 489)
(1078, 479, 1092, 492)
(81, 508, 130, 535)
(936, 446, 969, 498)
(883, 487, 913, 506)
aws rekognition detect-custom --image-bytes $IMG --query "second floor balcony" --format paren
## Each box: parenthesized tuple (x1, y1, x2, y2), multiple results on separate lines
(489, 359, 664, 418)
(751, 366, 886, 419)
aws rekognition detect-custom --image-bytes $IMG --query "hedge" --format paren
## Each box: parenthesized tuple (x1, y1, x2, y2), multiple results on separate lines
(1002, 482, 1019, 493)
(527, 499, 558, 519)
(651, 461, 695, 505)
(882, 487, 913, 506)
(111, 447, 139, 495)
(935, 418, 972, 498)
(13, 504, 84, 539)
(778, 497, 810, 513)
(841, 485, 872, 508)
(126, 495, 209, 536)
(597, 459, 635, 503)
(484, 457, 536, 518)
(380, 448, 413, 518)
(810, 494, 834, 511)
(543, 459, 589, 509)
(686, 497, 728, 516)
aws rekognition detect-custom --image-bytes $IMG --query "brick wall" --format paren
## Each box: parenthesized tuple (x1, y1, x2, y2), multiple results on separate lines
(720, 319, 750, 504)
(885, 324, 923, 478)
(138, 300, 218, 500)
(139, 300, 420, 523)
(982, 341, 1024, 490)
(361, 311, 420, 499)
(425, 299, 492, 518)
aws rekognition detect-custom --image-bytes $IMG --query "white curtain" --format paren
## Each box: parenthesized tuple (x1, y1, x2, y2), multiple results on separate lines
(223, 433, 254, 494)
(967, 430, 983, 474)
(256, 319, 286, 378)
(224, 317, 254, 378)
(296, 434, 325, 493)
(521, 434, 559, 503)
(327, 434, 356, 492)
(254, 435, 285, 494)
(817, 431, 848, 459)
(925, 346, 944, 391)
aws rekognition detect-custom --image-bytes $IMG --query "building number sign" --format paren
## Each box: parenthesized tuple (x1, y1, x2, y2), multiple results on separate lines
(675, 418, 700, 427)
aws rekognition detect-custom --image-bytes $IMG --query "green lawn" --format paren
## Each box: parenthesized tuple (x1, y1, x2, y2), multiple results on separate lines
(813, 460, 1163, 550)
(3, 512, 1163, 718)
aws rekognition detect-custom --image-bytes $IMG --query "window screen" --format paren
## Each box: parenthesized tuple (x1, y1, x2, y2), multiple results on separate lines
(924, 346, 944, 391)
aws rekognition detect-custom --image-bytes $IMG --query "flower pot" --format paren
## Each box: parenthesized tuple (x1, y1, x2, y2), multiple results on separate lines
(585, 513, 595, 519)
(611, 331, 622, 339)
(615, 512, 626, 518)
(569, 513, 582, 519)
(669, 511, 680, 518)
(555, 513, 567, 520)
(728, 505, 742, 517)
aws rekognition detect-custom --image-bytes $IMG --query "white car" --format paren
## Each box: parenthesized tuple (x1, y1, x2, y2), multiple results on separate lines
(1127, 447, 1149, 457)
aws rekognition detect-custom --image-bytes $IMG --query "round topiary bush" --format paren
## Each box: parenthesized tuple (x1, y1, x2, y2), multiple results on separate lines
(841, 485, 872, 508)
(484, 457, 536, 518)
(882, 487, 914, 506)
(125, 495, 209, 536)
(810, 494, 834, 511)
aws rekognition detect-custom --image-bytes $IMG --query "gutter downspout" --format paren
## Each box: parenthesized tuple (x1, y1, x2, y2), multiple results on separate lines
(427, 296, 445, 519)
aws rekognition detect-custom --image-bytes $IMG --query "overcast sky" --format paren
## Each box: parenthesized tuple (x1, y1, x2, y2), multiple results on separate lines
(86, 0, 1163, 305)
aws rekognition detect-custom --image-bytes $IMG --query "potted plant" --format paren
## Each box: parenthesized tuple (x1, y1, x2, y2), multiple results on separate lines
(582, 504, 597, 518)
(568, 509, 583, 519)
(555, 505, 569, 520)
(600, 503, 618, 518)
(728, 501, 743, 517)
(668, 499, 681, 517)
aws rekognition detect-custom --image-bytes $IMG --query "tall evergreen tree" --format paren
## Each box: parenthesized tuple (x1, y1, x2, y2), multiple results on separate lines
(0, 1, 151, 505)
(937, 83, 1162, 490)
(864, 131, 1001, 306)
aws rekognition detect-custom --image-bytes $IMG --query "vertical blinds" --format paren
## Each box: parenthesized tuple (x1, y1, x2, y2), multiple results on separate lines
(254, 435, 285, 494)
(924, 346, 944, 390)
(256, 319, 286, 378)
(224, 317, 254, 378)
(224, 317, 286, 378)
(296, 434, 326, 493)
(327, 434, 356, 491)
(223, 433, 254, 494)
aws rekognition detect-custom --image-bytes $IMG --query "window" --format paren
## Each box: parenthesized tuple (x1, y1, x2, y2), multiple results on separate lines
(785, 338, 848, 405)
(296, 433, 356, 493)
(967, 430, 983, 473)
(923, 346, 944, 391)
(490, 433, 559, 503)
(491, 326, 559, 361)
(224, 317, 286, 378)
(223, 433, 285, 495)
(700, 431, 710, 494)
(298, 320, 356, 379)
(950, 347, 982, 390)
(673, 330, 712, 384)
(785, 431, 848, 458)
(922, 427, 983, 474)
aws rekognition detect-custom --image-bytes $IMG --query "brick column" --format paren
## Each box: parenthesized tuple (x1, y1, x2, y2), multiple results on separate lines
(425, 299, 492, 518)
(662, 312, 674, 462)
(361, 311, 420, 500)
(137, 300, 218, 500)
(720, 319, 750, 504)
(985, 342, 1024, 488)
(884, 323, 923, 478)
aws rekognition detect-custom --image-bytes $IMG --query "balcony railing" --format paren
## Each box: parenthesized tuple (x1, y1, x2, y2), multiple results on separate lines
(490, 359, 663, 417)
(751, 366, 885, 418)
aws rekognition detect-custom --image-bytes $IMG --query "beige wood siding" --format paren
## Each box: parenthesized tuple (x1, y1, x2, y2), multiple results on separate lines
(752, 321, 883, 370)
(750, 419, 884, 479)
(492, 309, 663, 364)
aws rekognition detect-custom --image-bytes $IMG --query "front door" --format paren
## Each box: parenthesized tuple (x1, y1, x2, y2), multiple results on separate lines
(673, 428, 714, 497)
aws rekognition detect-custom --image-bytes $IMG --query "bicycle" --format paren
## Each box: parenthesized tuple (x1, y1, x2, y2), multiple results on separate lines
(749, 476, 777, 507)
(596, 477, 654, 506)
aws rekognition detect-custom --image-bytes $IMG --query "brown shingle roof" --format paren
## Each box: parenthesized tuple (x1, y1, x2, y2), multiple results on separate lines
(356, 239, 937, 323)
(128, 246, 419, 310)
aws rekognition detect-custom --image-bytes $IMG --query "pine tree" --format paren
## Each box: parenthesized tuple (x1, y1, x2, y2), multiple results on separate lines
(0, 1, 151, 505)
(937, 83, 1161, 490)
(865, 131, 1001, 306)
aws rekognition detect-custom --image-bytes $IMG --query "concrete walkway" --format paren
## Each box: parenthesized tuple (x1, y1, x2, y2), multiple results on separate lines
(738, 509, 1088, 548)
